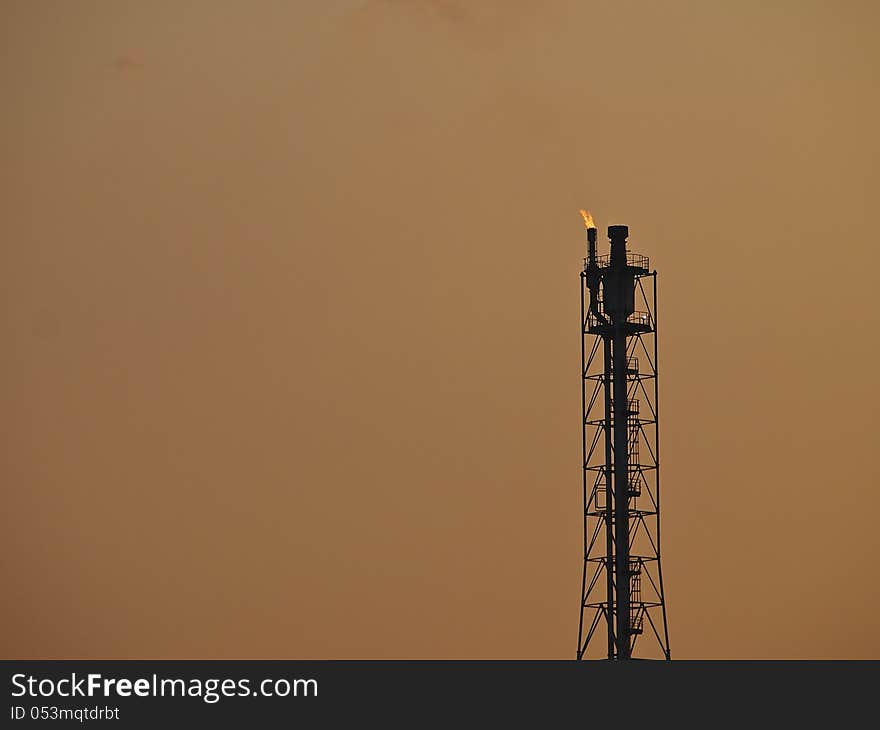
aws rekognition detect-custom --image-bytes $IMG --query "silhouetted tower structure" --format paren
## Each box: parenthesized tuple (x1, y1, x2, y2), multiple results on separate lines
(576, 222, 670, 660)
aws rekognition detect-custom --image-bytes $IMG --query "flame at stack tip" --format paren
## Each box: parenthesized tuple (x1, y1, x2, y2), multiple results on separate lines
(578, 209, 596, 229)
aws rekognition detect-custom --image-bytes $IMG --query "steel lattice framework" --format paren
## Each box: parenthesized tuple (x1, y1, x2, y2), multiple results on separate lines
(576, 225, 671, 660)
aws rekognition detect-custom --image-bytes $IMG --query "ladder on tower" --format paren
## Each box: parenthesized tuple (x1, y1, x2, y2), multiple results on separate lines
(629, 557, 644, 635)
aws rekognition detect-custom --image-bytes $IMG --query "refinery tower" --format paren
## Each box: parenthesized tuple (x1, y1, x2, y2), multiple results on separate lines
(576, 215, 671, 660)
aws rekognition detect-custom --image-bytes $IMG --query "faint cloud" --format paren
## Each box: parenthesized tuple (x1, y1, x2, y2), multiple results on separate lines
(357, 0, 471, 25)
(112, 54, 141, 72)
(346, 0, 548, 48)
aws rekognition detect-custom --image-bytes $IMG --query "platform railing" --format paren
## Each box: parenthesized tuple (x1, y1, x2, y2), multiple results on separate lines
(627, 311, 653, 328)
(593, 252, 650, 270)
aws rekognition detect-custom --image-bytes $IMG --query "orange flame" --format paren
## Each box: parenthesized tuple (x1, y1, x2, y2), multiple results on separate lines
(578, 209, 595, 228)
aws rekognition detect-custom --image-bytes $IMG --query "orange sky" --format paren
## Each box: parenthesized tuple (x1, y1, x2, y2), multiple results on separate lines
(2, 0, 879, 659)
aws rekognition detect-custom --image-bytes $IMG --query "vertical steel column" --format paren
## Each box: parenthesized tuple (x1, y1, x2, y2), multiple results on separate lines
(612, 324, 631, 659)
(577, 274, 588, 660)
(603, 336, 615, 658)
(652, 272, 672, 660)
